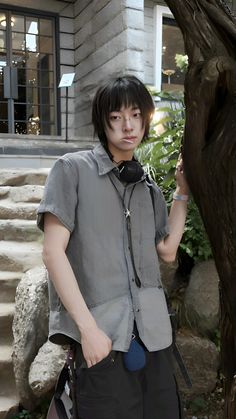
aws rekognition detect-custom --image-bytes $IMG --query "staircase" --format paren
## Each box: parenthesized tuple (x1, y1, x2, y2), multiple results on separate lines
(0, 169, 49, 419)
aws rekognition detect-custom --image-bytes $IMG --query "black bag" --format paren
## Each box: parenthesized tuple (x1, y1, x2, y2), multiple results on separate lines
(47, 347, 77, 419)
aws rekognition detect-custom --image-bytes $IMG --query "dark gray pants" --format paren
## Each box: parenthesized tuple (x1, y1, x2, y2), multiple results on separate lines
(75, 345, 183, 419)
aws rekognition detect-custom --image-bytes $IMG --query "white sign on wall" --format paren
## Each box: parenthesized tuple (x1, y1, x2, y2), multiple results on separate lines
(58, 73, 75, 88)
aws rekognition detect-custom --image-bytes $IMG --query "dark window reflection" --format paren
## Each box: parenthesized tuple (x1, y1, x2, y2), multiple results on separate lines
(161, 17, 185, 91)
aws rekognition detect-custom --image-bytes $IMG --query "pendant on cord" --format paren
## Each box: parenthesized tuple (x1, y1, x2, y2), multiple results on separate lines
(124, 209, 131, 218)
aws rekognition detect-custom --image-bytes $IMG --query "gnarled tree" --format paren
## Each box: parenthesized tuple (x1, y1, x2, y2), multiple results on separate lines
(164, 0, 236, 416)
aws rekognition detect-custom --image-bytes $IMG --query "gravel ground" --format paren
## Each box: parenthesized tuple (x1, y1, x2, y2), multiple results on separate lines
(183, 380, 224, 418)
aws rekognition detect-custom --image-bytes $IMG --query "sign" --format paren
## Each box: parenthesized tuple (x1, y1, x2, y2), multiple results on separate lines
(58, 73, 75, 88)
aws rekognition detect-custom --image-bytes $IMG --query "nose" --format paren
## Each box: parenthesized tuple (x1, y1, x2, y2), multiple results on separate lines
(123, 117, 133, 131)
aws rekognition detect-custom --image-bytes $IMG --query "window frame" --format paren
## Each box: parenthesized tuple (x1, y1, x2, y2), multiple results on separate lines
(0, 4, 60, 135)
(154, 5, 174, 91)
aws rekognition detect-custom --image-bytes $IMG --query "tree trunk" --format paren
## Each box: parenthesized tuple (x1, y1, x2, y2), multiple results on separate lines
(164, 1, 236, 417)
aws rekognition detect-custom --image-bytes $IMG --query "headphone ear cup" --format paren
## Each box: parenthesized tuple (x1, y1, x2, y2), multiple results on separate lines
(119, 161, 144, 183)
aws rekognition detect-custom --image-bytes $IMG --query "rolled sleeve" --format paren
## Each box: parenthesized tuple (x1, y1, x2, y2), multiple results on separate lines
(37, 157, 78, 232)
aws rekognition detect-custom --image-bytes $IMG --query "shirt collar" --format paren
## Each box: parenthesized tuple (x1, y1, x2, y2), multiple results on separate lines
(92, 143, 117, 175)
(92, 143, 147, 183)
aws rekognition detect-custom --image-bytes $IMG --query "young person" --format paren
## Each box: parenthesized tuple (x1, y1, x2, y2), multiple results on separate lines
(37, 75, 189, 419)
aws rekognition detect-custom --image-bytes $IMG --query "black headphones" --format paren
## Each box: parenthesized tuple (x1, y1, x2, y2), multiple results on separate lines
(118, 160, 144, 183)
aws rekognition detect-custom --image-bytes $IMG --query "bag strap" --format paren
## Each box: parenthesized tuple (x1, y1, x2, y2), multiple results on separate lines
(67, 345, 78, 419)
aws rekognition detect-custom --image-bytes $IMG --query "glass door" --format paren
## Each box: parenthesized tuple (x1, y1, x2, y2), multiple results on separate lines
(0, 10, 57, 135)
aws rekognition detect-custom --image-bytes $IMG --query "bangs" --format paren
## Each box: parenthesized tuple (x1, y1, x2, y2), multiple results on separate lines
(107, 82, 141, 113)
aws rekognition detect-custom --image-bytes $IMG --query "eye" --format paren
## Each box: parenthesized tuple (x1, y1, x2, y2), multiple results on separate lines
(133, 110, 142, 118)
(109, 113, 121, 121)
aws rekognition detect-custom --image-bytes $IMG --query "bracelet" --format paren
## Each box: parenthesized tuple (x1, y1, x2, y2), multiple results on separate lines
(173, 192, 189, 201)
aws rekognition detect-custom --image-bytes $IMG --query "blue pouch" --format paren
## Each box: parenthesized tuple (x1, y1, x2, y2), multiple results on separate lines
(123, 334, 146, 371)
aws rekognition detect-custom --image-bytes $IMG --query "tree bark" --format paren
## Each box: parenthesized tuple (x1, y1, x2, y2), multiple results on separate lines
(164, 1, 236, 417)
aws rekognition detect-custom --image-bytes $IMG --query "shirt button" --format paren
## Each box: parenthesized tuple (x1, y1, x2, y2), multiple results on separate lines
(136, 308, 140, 312)
(132, 278, 135, 282)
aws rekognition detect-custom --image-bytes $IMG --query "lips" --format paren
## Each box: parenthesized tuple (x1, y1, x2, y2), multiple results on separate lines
(123, 136, 136, 143)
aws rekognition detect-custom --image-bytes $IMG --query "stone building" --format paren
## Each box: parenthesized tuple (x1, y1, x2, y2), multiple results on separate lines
(0, 0, 235, 166)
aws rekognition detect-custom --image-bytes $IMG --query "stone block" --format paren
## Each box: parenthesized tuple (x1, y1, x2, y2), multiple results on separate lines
(60, 3, 74, 18)
(0, 241, 42, 272)
(61, 97, 75, 114)
(75, 37, 96, 63)
(0, 219, 41, 242)
(12, 266, 49, 409)
(126, 49, 144, 71)
(125, 8, 144, 29)
(94, 13, 125, 50)
(92, 0, 122, 34)
(59, 16, 74, 34)
(29, 341, 67, 398)
(60, 49, 75, 66)
(127, 28, 144, 50)
(9, 185, 44, 203)
(175, 330, 219, 396)
(184, 260, 220, 337)
(0, 186, 10, 199)
(0, 169, 49, 187)
(77, 31, 127, 79)
(74, 1, 94, 32)
(60, 32, 74, 50)
(94, 0, 112, 13)
(122, 0, 144, 10)
(74, 0, 92, 16)
(0, 203, 38, 221)
(77, 50, 144, 93)
(75, 21, 92, 49)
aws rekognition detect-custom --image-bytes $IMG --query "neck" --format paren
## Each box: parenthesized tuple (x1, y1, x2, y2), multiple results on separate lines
(107, 148, 134, 163)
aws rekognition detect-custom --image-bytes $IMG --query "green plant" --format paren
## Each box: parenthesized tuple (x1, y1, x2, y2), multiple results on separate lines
(186, 396, 208, 414)
(137, 90, 212, 262)
(175, 53, 189, 73)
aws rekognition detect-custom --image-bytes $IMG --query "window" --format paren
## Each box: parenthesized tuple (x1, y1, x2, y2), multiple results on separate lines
(0, 9, 59, 135)
(154, 6, 185, 92)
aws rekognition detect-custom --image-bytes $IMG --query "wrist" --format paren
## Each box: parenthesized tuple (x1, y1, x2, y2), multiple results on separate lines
(78, 319, 97, 336)
(175, 186, 189, 195)
(173, 191, 189, 201)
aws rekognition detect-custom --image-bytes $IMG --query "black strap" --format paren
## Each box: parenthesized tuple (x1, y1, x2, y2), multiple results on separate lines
(50, 346, 78, 419)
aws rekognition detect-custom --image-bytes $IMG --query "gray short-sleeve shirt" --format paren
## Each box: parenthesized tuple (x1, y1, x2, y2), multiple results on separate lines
(37, 144, 172, 352)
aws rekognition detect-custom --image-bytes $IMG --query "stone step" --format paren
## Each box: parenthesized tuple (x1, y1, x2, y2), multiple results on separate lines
(0, 169, 50, 187)
(0, 272, 22, 303)
(0, 348, 17, 404)
(0, 396, 19, 419)
(0, 241, 42, 272)
(0, 345, 13, 369)
(0, 203, 38, 220)
(0, 220, 42, 242)
(0, 185, 44, 203)
(0, 303, 15, 343)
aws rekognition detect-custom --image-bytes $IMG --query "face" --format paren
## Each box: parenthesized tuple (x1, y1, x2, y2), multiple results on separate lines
(105, 105, 145, 161)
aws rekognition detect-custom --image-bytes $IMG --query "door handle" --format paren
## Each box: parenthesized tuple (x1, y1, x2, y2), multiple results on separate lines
(3, 66, 18, 99)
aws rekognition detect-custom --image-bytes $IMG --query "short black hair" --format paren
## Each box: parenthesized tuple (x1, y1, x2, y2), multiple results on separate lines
(92, 75, 155, 147)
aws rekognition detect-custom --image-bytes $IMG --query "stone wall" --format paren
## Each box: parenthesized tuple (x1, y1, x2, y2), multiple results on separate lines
(74, 0, 146, 141)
